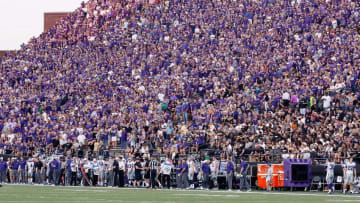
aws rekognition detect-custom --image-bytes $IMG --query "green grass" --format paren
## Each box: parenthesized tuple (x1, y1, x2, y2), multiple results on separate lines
(0, 185, 359, 203)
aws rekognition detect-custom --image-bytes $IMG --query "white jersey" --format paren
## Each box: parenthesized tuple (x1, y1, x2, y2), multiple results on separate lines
(344, 162, 356, 174)
(210, 160, 219, 175)
(267, 167, 273, 178)
(27, 161, 34, 173)
(188, 160, 195, 174)
(161, 162, 172, 175)
(119, 161, 125, 171)
(326, 162, 335, 175)
(127, 160, 135, 172)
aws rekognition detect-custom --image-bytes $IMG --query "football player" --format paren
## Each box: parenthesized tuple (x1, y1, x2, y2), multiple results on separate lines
(325, 158, 335, 194)
(343, 158, 356, 194)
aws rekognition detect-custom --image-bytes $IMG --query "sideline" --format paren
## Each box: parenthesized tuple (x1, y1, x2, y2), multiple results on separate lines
(3, 184, 360, 199)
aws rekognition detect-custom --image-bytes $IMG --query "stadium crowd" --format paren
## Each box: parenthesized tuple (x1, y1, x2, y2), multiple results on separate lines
(0, 0, 360, 182)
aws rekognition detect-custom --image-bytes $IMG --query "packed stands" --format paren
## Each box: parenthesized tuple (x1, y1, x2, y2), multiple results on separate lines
(0, 0, 360, 165)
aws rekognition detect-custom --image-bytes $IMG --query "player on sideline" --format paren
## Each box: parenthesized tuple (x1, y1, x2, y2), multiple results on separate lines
(266, 163, 273, 192)
(187, 157, 195, 189)
(127, 157, 135, 187)
(343, 157, 356, 194)
(27, 158, 35, 184)
(325, 158, 335, 194)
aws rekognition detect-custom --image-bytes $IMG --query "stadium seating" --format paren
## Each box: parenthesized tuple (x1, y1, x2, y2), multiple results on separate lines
(0, 0, 360, 165)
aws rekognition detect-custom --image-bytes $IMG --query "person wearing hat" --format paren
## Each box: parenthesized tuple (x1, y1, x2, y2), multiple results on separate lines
(0, 157, 7, 184)
(200, 158, 211, 190)
(266, 163, 273, 192)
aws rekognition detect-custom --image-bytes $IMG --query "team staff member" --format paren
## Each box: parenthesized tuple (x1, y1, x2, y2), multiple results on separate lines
(227, 157, 234, 191)
(10, 158, 19, 184)
(0, 157, 7, 184)
(112, 157, 120, 187)
(50, 158, 61, 185)
(65, 157, 72, 186)
(175, 160, 182, 188)
(239, 157, 251, 192)
(134, 158, 143, 187)
(180, 159, 189, 189)
(201, 159, 211, 190)
(144, 157, 151, 188)
(70, 158, 78, 186)
(18, 157, 26, 184)
(119, 157, 125, 187)
(34, 158, 43, 184)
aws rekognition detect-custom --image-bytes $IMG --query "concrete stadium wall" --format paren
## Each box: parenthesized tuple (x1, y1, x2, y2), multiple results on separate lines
(0, 50, 15, 58)
(44, 12, 70, 32)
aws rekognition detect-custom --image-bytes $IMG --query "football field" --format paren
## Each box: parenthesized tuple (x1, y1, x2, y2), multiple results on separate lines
(0, 185, 359, 203)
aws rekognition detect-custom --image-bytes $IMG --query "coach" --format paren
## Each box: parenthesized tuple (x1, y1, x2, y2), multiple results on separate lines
(227, 157, 234, 191)
(201, 159, 211, 189)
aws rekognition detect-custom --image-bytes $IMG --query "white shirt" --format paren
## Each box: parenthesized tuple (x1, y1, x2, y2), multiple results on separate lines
(77, 134, 86, 145)
(119, 161, 125, 171)
(282, 92, 290, 100)
(321, 95, 331, 108)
